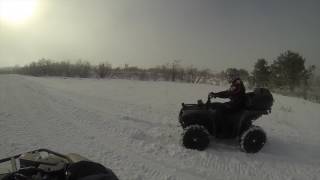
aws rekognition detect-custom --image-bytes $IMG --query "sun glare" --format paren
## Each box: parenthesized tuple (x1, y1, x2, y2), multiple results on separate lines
(0, 0, 38, 24)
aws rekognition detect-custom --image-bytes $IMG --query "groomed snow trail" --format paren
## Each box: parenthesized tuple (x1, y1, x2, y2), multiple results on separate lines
(0, 75, 319, 180)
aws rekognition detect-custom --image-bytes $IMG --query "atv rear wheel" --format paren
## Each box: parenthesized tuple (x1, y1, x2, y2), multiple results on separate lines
(182, 125, 210, 151)
(240, 126, 266, 153)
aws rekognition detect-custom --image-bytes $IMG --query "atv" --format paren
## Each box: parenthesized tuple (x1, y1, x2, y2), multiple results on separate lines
(0, 149, 119, 180)
(179, 88, 274, 153)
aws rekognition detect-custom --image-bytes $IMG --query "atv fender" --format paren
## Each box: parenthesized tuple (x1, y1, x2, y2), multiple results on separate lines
(180, 109, 215, 133)
(66, 153, 89, 163)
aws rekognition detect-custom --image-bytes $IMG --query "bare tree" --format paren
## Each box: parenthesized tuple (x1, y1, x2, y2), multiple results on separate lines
(95, 62, 112, 78)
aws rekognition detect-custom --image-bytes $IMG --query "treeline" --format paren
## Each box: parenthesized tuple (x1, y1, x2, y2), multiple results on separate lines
(250, 50, 317, 100)
(13, 59, 217, 84)
(0, 67, 15, 74)
(2, 50, 319, 101)
(16, 59, 92, 78)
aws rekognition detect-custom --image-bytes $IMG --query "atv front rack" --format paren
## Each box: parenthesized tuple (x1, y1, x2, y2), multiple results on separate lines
(0, 149, 72, 164)
(0, 148, 73, 175)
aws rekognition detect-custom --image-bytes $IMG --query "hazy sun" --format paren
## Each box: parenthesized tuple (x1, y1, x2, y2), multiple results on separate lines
(0, 0, 38, 24)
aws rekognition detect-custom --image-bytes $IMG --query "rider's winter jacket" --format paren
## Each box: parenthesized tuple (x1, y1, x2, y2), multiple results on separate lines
(215, 78, 246, 109)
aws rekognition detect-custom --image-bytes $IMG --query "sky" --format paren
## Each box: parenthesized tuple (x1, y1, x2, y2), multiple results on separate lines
(0, 0, 319, 72)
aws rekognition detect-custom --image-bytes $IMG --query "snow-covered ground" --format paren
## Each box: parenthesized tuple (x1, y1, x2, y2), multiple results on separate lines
(0, 74, 319, 180)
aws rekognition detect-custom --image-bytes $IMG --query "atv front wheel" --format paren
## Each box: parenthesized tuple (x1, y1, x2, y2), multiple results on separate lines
(240, 126, 266, 153)
(182, 125, 210, 151)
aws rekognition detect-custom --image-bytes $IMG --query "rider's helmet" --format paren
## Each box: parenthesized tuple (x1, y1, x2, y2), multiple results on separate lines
(226, 70, 240, 83)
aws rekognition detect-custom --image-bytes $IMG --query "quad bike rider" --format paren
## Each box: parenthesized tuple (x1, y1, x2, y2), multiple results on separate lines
(179, 75, 274, 153)
(0, 149, 119, 180)
(208, 76, 246, 137)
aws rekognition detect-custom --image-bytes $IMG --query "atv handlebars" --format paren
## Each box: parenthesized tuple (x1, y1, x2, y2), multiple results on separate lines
(181, 93, 215, 109)
(206, 95, 211, 104)
(205, 93, 215, 108)
(206, 93, 216, 104)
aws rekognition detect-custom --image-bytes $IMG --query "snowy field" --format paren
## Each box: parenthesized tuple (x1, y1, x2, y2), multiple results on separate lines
(0, 74, 319, 180)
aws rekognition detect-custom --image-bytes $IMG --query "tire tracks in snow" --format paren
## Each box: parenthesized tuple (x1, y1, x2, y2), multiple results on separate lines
(1, 75, 319, 180)
(6, 75, 207, 180)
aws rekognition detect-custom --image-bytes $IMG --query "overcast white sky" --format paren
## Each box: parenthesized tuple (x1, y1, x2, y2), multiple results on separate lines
(0, 0, 319, 72)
